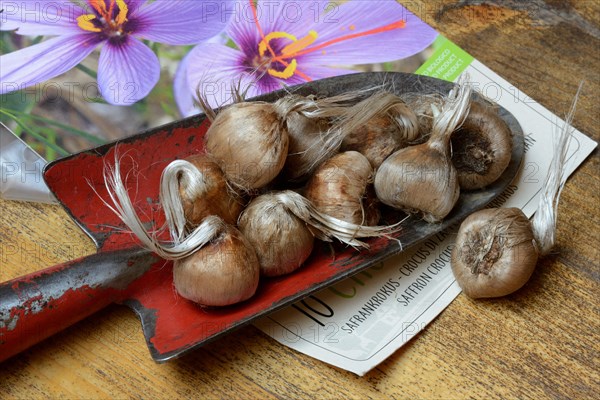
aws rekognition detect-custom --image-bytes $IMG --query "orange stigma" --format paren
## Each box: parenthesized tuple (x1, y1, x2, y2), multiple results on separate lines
(251, 1, 408, 84)
(284, 20, 407, 59)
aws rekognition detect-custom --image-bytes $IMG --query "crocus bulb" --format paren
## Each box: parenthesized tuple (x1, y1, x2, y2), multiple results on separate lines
(173, 223, 260, 306)
(451, 83, 580, 298)
(451, 208, 538, 298)
(204, 101, 289, 190)
(306, 151, 380, 226)
(451, 101, 513, 190)
(374, 78, 472, 222)
(238, 192, 315, 277)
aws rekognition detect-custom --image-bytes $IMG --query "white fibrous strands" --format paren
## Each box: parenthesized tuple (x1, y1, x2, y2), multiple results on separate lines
(243, 190, 402, 250)
(159, 155, 244, 242)
(101, 153, 225, 260)
(401, 92, 444, 141)
(530, 85, 580, 256)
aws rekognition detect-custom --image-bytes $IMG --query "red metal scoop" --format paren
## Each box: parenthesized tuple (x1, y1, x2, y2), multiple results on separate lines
(0, 72, 524, 362)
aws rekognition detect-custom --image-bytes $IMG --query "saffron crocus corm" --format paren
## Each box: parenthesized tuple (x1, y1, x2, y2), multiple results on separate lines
(0, 0, 232, 105)
(174, 0, 438, 116)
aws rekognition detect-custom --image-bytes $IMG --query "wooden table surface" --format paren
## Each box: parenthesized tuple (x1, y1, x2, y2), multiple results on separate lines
(1, 1, 598, 398)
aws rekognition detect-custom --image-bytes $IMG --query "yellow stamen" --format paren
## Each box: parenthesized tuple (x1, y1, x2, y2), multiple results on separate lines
(257, 29, 319, 81)
(268, 59, 297, 79)
(281, 30, 318, 56)
(77, 0, 128, 33)
(115, 0, 128, 25)
(258, 31, 297, 56)
(77, 14, 101, 32)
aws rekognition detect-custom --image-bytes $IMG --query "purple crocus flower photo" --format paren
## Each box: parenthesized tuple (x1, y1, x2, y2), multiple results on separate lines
(0, 0, 232, 105)
(175, 0, 438, 116)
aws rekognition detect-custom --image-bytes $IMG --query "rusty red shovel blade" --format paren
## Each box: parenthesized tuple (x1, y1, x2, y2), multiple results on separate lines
(0, 73, 524, 362)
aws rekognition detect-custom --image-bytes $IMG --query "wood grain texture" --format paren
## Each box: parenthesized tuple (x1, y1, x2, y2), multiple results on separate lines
(1, 1, 598, 398)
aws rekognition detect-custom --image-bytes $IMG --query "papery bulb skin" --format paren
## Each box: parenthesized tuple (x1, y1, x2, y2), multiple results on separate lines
(451, 102, 513, 190)
(306, 151, 380, 226)
(282, 112, 333, 181)
(204, 102, 289, 190)
(341, 103, 419, 168)
(173, 225, 260, 306)
(239, 193, 315, 277)
(179, 155, 244, 226)
(451, 208, 539, 299)
(374, 142, 460, 223)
